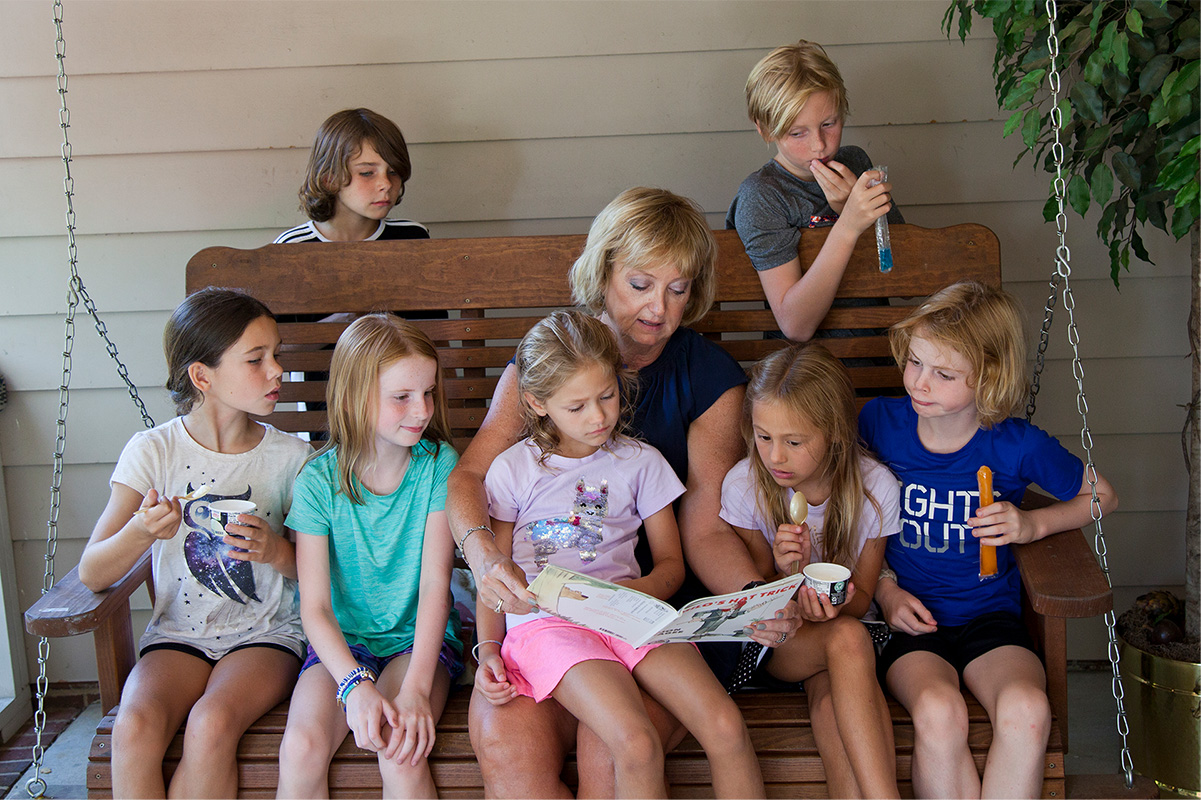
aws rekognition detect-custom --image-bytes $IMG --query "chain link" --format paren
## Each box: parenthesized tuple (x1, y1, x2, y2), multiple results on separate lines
(29, 3, 156, 797)
(1039, 0, 1133, 787)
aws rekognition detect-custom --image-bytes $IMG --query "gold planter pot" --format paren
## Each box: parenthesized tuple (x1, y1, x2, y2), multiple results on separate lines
(1118, 634, 1201, 798)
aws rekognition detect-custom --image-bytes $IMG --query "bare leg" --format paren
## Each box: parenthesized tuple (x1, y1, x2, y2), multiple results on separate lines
(963, 647, 1050, 800)
(374, 652, 452, 800)
(552, 660, 667, 799)
(633, 643, 764, 799)
(171, 646, 300, 798)
(769, 617, 898, 798)
(111, 650, 211, 799)
(468, 688, 577, 798)
(804, 670, 862, 799)
(277, 665, 346, 799)
(886, 651, 979, 799)
(576, 692, 685, 799)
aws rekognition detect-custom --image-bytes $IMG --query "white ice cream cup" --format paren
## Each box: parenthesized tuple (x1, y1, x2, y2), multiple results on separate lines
(208, 499, 256, 545)
(802, 562, 851, 605)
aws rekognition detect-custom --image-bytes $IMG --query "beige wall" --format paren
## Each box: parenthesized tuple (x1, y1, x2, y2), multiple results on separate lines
(0, 0, 1190, 681)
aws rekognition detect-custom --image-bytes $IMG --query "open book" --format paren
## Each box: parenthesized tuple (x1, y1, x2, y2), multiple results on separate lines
(528, 565, 805, 647)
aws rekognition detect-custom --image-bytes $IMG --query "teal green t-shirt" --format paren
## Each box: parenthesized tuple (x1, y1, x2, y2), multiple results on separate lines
(286, 440, 462, 657)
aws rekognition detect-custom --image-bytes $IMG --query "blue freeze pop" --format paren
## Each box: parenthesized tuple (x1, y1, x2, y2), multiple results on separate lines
(870, 165, 893, 273)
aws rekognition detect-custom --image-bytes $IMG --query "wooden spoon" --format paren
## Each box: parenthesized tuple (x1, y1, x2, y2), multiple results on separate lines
(788, 490, 808, 575)
(133, 484, 210, 514)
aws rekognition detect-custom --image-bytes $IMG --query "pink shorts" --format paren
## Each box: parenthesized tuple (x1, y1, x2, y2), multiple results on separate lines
(501, 617, 661, 702)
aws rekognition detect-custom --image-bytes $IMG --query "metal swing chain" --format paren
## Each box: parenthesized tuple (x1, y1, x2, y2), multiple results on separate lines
(28, 3, 156, 797)
(1038, 0, 1134, 787)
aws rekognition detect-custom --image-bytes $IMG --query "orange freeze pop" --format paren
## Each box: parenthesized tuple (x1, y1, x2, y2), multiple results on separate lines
(977, 466, 998, 578)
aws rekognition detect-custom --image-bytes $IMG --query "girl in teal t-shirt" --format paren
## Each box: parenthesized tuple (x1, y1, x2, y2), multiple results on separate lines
(278, 314, 462, 799)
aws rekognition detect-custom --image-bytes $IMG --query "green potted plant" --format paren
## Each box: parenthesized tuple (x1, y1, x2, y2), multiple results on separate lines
(943, 0, 1199, 795)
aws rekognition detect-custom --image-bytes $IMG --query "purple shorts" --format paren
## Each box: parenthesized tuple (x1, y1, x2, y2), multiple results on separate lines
(301, 640, 464, 683)
(501, 617, 662, 702)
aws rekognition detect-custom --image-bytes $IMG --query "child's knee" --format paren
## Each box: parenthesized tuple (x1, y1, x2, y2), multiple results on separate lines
(112, 700, 173, 750)
(379, 753, 432, 792)
(181, 697, 241, 753)
(994, 685, 1051, 740)
(609, 721, 663, 773)
(828, 616, 873, 656)
(910, 686, 969, 744)
(278, 720, 337, 771)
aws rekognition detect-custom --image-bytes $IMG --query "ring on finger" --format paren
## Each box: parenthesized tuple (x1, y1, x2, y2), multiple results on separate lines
(776, 631, 787, 644)
(494, 598, 504, 613)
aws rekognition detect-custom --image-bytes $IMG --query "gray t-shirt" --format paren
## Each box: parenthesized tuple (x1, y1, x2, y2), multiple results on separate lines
(726, 146, 905, 272)
(111, 417, 311, 659)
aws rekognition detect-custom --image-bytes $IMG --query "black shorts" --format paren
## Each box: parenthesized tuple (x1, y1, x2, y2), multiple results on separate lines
(876, 610, 1035, 679)
(139, 641, 301, 668)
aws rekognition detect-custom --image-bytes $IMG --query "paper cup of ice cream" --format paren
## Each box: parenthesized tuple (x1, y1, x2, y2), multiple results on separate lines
(802, 562, 851, 605)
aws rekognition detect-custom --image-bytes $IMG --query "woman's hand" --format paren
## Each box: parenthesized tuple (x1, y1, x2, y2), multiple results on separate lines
(771, 522, 811, 576)
(136, 489, 182, 542)
(968, 501, 1039, 546)
(875, 578, 937, 635)
(344, 681, 399, 753)
(809, 159, 858, 214)
(386, 684, 437, 766)
(745, 601, 802, 648)
(795, 582, 856, 623)
(474, 652, 517, 706)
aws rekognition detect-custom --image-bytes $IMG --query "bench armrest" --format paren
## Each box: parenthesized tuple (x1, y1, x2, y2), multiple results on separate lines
(1014, 491, 1112, 619)
(24, 551, 152, 712)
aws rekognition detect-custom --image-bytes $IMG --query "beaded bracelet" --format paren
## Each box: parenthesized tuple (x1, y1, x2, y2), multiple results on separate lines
(471, 639, 504, 663)
(335, 665, 377, 711)
(458, 525, 495, 568)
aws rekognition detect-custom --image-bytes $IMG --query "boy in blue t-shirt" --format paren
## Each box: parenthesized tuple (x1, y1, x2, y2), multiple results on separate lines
(860, 281, 1118, 799)
(727, 40, 902, 342)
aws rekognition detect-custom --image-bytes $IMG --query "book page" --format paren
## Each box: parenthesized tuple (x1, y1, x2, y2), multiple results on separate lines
(641, 573, 807, 645)
(529, 565, 675, 645)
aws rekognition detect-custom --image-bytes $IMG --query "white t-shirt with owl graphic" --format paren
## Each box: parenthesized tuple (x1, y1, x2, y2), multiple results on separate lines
(110, 416, 311, 660)
(485, 438, 685, 630)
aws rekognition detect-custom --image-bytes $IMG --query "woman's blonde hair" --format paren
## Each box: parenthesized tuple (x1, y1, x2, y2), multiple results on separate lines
(298, 108, 412, 222)
(515, 310, 636, 464)
(743, 343, 881, 570)
(746, 40, 849, 142)
(318, 313, 451, 503)
(569, 187, 717, 327)
(890, 281, 1028, 429)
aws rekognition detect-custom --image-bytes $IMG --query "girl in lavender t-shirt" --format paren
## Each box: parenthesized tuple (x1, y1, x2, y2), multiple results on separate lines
(475, 311, 764, 798)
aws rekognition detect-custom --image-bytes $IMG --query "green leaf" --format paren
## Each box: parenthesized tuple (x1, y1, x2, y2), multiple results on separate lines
(1126, 8, 1144, 36)
(1083, 50, 1108, 84)
(1130, 228, 1152, 264)
(1004, 79, 1040, 110)
(1148, 93, 1168, 126)
(1102, 68, 1132, 103)
(1003, 109, 1025, 138)
(1177, 182, 1199, 211)
(1100, 20, 1118, 54)
(1070, 82, 1105, 123)
(1115, 33, 1131, 75)
(1139, 54, 1175, 96)
(1113, 151, 1141, 188)
(1172, 60, 1200, 98)
(1042, 194, 1059, 223)
(1099, 197, 1120, 236)
(1091, 163, 1115, 205)
(1171, 200, 1196, 238)
(1083, 124, 1112, 153)
(1134, 0, 1175, 21)
(1068, 174, 1092, 215)
(1022, 107, 1042, 150)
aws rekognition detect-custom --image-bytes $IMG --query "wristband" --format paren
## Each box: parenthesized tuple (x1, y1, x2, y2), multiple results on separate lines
(471, 639, 504, 663)
(335, 665, 377, 711)
(458, 525, 494, 567)
(878, 567, 898, 584)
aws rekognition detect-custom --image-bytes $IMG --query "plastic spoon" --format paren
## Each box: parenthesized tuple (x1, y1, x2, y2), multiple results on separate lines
(789, 490, 808, 575)
(133, 484, 210, 514)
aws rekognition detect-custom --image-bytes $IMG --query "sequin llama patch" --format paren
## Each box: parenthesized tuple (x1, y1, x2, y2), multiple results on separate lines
(528, 478, 608, 568)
